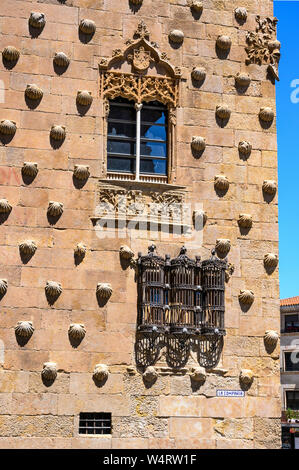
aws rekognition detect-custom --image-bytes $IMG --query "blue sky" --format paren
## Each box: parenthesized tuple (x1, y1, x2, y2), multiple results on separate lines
(274, 1, 299, 298)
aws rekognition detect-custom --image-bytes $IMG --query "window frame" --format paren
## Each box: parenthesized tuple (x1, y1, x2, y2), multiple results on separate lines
(106, 98, 169, 181)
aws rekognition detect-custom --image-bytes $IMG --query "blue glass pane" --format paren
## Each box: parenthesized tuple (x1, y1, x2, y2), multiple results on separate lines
(108, 122, 136, 138)
(140, 159, 167, 175)
(142, 107, 166, 125)
(140, 141, 167, 157)
(107, 156, 135, 173)
(141, 124, 167, 141)
(107, 139, 135, 156)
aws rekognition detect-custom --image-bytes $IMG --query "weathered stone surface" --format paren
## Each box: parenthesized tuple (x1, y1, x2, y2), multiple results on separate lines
(0, 0, 280, 449)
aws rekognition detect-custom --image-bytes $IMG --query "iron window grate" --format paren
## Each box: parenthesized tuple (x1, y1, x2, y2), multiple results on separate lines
(79, 412, 112, 435)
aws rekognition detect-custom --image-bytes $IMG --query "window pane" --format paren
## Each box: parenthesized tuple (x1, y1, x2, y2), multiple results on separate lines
(286, 391, 299, 410)
(140, 141, 167, 158)
(141, 124, 167, 141)
(285, 352, 299, 371)
(140, 158, 167, 175)
(108, 122, 136, 139)
(109, 102, 135, 122)
(107, 156, 135, 173)
(142, 107, 166, 125)
(107, 139, 135, 156)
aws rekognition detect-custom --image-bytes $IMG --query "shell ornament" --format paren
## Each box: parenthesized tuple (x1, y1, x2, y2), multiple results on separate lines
(93, 364, 109, 381)
(15, 321, 34, 338)
(191, 136, 206, 152)
(42, 362, 57, 381)
(68, 323, 86, 341)
(19, 240, 37, 256)
(239, 290, 254, 305)
(215, 239, 231, 257)
(119, 245, 134, 260)
(96, 283, 113, 300)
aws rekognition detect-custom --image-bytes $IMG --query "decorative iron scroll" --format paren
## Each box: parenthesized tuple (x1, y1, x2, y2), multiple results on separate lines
(245, 15, 281, 81)
(99, 20, 181, 106)
(136, 245, 227, 339)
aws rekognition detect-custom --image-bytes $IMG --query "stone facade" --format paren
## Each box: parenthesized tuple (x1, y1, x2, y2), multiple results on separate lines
(0, 0, 280, 449)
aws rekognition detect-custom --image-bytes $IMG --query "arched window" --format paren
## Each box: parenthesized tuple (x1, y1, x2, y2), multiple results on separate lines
(107, 98, 168, 179)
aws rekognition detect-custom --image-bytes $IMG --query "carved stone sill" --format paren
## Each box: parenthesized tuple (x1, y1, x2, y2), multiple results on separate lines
(98, 177, 187, 193)
(90, 179, 191, 231)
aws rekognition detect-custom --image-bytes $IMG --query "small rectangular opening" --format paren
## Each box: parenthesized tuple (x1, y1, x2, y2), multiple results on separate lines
(79, 412, 112, 435)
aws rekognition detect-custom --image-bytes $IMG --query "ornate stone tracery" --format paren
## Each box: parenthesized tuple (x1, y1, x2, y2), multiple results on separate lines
(99, 21, 180, 106)
(245, 16, 281, 81)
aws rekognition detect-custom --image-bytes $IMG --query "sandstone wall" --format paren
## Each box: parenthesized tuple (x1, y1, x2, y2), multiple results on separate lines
(0, 0, 280, 449)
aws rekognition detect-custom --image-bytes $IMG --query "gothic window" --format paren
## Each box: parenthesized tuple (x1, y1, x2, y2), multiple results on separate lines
(99, 21, 181, 184)
(107, 98, 168, 179)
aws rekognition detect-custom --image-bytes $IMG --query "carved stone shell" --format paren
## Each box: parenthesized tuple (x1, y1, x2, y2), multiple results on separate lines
(216, 35, 232, 50)
(235, 72, 251, 87)
(53, 52, 70, 67)
(193, 210, 207, 227)
(0, 199, 12, 213)
(73, 164, 90, 181)
(239, 369, 254, 385)
(45, 281, 62, 298)
(0, 120, 17, 136)
(79, 19, 96, 35)
(238, 213, 253, 229)
(214, 175, 229, 191)
(268, 39, 281, 52)
(22, 162, 38, 177)
(76, 90, 93, 107)
(239, 290, 254, 305)
(47, 201, 64, 217)
(190, 1, 203, 13)
(74, 243, 87, 257)
(93, 364, 109, 381)
(42, 362, 57, 381)
(0, 279, 8, 295)
(262, 180, 277, 196)
(238, 141, 252, 157)
(119, 245, 134, 260)
(191, 136, 206, 153)
(2, 46, 20, 62)
(215, 239, 231, 257)
(25, 84, 43, 101)
(191, 66, 206, 82)
(68, 323, 86, 340)
(235, 7, 248, 22)
(96, 283, 113, 300)
(143, 366, 158, 383)
(29, 12, 46, 29)
(259, 107, 274, 122)
(50, 125, 66, 141)
(216, 104, 231, 120)
(264, 253, 278, 269)
(169, 29, 184, 44)
(19, 240, 37, 256)
(264, 330, 279, 347)
(15, 321, 34, 338)
(190, 366, 206, 382)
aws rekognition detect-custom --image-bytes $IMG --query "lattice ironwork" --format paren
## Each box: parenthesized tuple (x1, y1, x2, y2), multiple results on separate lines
(201, 250, 226, 336)
(136, 245, 227, 340)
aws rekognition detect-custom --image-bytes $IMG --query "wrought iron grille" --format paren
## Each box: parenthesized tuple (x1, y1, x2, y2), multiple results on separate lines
(79, 412, 112, 435)
(137, 245, 227, 339)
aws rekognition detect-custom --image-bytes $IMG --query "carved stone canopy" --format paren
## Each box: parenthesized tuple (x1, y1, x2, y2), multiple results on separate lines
(99, 21, 181, 107)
